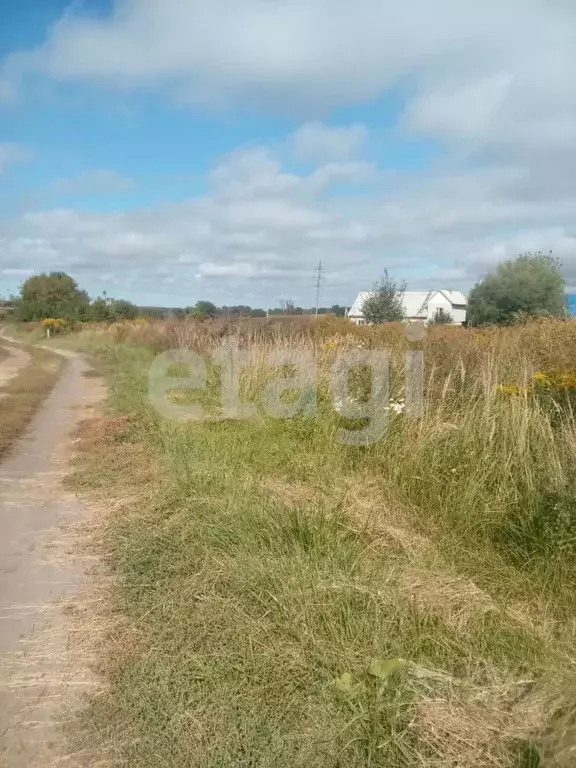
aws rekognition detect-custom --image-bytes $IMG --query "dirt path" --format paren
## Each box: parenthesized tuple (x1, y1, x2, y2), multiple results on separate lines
(0, 345, 104, 766)
(0, 345, 31, 393)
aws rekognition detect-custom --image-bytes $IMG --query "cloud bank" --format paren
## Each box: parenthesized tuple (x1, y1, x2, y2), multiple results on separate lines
(1, 1, 575, 304)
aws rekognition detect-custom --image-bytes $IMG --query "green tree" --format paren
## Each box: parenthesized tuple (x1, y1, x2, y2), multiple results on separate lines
(110, 299, 138, 320)
(16, 272, 89, 321)
(362, 270, 406, 324)
(468, 252, 566, 326)
(189, 301, 218, 318)
(431, 307, 453, 325)
(90, 296, 112, 322)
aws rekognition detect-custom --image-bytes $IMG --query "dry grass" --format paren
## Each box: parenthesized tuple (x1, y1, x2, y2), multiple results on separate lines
(69, 313, 576, 371)
(58, 318, 576, 767)
(0, 341, 65, 457)
(398, 569, 497, 631)
(414, 671, 576, 768)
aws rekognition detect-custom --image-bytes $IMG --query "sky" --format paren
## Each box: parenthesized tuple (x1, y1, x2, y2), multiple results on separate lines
(1, 1, 575, 308)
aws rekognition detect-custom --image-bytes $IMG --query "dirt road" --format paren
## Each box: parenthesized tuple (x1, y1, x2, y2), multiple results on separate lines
(0, 345, 30, 392)
(0, 344, 104, 766)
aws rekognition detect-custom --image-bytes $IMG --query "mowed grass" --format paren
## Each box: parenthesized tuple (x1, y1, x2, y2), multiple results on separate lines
(0, 341, 64, 457)
(66, 324, 576, 767)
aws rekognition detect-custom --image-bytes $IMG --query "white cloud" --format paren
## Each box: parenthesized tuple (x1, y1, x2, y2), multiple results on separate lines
(0, 267, 33, 277)
(292, 122, 368, 162)
(51, 169, 135, 196)
(1, 127, 576, 306)
(0, 143, 29, 176)
(2, 3, 574, 198)
(209, 148, 301, 200)
(2, 1, 574, 126)
(404, 73, 515, 143)
(197, 262, 298, 279)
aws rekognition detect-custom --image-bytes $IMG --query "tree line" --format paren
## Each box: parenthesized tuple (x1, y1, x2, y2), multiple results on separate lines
(4, 272, 348, 323)
(186, 300, 347, 318)
(7, 273, 140, 323)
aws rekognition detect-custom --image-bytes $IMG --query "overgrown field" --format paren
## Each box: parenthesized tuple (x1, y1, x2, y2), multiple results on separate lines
(64, 317, 576, 767)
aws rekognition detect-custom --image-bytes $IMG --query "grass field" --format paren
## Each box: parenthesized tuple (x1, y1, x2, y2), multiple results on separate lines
(64, 318, 576, 767)
(0, 341, 64, 457)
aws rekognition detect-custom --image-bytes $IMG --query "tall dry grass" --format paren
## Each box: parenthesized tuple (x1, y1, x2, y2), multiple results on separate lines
(85, 314, 576, 380)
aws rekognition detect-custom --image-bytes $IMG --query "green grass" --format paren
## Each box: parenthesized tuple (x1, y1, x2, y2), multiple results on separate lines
(67, 334, 576, 767)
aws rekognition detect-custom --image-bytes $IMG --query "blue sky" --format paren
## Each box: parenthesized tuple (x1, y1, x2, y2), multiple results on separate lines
(1, 1, 575, 307)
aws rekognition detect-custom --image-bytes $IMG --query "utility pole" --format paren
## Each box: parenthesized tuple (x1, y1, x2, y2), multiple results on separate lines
(314, 260, 323, 317)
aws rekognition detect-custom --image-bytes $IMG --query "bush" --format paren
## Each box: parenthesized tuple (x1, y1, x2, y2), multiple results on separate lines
(495, 480, 576, 563)
(16, 272, 89, 321)
(431, 308, 453, 325)
(468, 252, 566, 326)
(362, 270, 406, 324)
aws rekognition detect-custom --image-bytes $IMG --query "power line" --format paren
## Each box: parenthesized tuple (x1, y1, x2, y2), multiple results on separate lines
(314, 260, 323, 317)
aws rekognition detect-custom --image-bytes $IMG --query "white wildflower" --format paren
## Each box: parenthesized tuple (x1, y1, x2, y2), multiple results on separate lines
(389, 398, 405, 414)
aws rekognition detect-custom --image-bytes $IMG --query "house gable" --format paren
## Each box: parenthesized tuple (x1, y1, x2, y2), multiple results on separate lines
(347, 289, 467, 324)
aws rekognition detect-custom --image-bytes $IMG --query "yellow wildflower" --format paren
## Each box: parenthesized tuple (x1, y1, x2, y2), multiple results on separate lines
(323, 337, 341, 352)
(496, 384, 523, 396)
(532, 370, 576, 390)
(532, 372, 548, 385)
(41, 318, 65, 330)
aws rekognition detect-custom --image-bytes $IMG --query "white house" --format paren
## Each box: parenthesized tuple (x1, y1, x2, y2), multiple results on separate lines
(347, 290, 467, 325)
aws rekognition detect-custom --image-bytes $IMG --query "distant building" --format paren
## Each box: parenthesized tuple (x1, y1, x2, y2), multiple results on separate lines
(347, 290, 467, 325)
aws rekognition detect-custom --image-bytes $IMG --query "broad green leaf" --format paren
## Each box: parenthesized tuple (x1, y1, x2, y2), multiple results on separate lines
(368, 658, 403, 679)
(333, 672, 355, 693)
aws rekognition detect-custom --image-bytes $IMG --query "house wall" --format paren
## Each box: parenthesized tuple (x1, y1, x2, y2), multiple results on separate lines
(427, 297, 467, 324)
(427, 297, 451, 322)
(450, 307, 467, 324)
